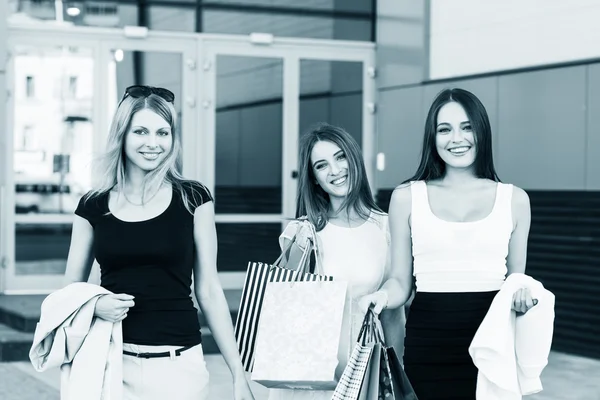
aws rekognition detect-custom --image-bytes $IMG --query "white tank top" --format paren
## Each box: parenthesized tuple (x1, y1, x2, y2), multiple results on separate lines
(279, 212, 389, 299)
(410, 180, 513, 293)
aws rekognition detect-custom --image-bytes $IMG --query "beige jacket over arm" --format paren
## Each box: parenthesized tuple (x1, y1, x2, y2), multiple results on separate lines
(29, 282, 123, 400)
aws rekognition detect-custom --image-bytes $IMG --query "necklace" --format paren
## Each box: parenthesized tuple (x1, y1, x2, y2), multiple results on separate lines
(122, 188, 160, 206)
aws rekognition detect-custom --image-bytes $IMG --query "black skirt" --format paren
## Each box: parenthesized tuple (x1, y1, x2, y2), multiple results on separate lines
(403, 290, 497, 400)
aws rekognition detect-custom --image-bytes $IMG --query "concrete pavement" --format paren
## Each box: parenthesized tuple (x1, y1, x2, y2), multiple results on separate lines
(1, 352, 599, 399)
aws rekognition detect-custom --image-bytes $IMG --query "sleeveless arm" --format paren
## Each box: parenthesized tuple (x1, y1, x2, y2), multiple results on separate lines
(507, 186, 531, 275)
(380, 185, 415, 308)
(279, 220, 300, 250)
(373, 212, 392, 280)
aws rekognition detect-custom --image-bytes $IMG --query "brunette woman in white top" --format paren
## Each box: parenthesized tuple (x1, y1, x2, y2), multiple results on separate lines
(361, 88, 537, 399)
(268, 123, 403, 400)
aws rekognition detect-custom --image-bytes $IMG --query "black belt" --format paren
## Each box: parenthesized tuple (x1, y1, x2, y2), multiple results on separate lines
(123, 346, 193, 359)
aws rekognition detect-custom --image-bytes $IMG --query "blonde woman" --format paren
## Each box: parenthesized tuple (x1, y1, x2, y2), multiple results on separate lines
(64, 85, 255, 400)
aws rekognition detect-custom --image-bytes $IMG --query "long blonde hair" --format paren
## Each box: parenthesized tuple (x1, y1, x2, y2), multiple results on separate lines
(86, 93, 206, 214)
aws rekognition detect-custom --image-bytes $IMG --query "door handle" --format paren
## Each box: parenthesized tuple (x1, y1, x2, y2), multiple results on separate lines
(291, 170, 298, 179)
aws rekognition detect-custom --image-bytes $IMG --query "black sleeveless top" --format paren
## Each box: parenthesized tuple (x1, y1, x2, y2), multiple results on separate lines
(75, 181, 213, 346)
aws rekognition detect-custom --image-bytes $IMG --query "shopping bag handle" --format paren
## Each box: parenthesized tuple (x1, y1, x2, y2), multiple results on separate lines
(371, 311, 386, 345)
(273, 229, 306, 268)
(355, 307, 387, 347)
(303, 219, 325, 276)
(272, 218, 325, 277)
(356, 308, 376, 346)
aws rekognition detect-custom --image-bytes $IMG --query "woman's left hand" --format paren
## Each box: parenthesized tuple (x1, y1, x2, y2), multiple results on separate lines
(233, 376, 255, 400)
(512, 287, 538, 315)
(358, 290, 389, 315)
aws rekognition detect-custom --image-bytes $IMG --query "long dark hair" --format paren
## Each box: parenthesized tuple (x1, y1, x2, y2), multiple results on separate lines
(403, 88, 500, 184)
(296, 123, 382, 231)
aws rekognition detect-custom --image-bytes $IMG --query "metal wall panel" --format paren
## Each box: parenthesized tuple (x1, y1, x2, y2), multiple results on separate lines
(497, 67, 587, 190)
(376, 86, 424, 188)
(524, 191, 600, 359)
(586, 64, 600, 190)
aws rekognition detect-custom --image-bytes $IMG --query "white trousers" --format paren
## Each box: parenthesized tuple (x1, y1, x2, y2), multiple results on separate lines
(122, 343, 210, 400)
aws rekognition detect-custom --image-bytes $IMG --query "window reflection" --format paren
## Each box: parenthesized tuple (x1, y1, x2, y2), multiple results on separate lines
(12, 45, 94, 277)
(13, 45, 94, 216)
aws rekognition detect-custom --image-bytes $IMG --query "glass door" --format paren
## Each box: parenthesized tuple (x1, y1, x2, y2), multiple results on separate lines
(2, 25, 198, 293)
(3, 30, 101, 294)
(1, 26, 375, 293)
(199, 35, 375, 288)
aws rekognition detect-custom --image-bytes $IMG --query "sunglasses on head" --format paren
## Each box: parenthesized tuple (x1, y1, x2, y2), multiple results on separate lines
(119, 85, 175, 104)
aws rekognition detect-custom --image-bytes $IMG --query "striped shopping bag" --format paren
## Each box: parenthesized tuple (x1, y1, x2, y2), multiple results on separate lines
(235, 262, 332, 372)
(235, 218, 330, 372)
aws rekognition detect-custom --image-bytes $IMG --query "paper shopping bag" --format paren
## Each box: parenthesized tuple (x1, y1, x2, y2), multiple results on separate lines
(235, 218, 329, 372)
(332, 309, 379, 400)
(383, 347, 418, 400)
(369, 311, 418, 400)
(364, 343, 382, 400)
(235, 262, 332, 372)
(251, 280, 348, 390)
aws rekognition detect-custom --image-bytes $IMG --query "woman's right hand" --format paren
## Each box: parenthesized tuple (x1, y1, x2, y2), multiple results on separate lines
(94, 293, 135, 322)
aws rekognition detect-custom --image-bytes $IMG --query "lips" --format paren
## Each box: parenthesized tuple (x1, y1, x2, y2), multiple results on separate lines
(448, 146, 471, 154)
(140, 152, 161, 160)
(330, 176, 347, 186)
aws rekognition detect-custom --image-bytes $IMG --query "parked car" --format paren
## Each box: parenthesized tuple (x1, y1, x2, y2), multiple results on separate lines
(15, 174, 84, 214)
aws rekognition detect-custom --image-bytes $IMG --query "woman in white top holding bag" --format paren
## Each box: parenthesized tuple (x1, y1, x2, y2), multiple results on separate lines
(268, 123, 402, 400)
(361, 88, 538, 399)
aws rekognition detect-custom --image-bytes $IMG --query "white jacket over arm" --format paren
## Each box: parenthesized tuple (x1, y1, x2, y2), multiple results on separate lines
(469, 273, 555, 400)
(29, 282, 123, 400)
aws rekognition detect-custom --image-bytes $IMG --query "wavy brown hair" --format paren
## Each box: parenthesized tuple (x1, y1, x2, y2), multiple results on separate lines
(296, 123, 382, 231)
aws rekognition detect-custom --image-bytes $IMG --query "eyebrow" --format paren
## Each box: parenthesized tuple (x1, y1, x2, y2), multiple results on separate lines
(436, 121, 470, 127)
(131, 126, 171, 131)
(312, 150, 344, 168)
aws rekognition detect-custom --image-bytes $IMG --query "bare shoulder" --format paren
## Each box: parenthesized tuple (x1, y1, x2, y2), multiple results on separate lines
(388, 182, 413, 225)
(390, 182, 412, 208)
(510, 185, 530, 210)
(508, 185, 531, 230)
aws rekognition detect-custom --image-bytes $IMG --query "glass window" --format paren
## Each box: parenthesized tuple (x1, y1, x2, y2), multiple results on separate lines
(216, 223, 281, 272)
(203, 0, 373, 13)
(214, 55, 284, 214)
(203, 10, 372, 41)
(8, 1, 139, 28)
(149, 6, 196, 32)
(80, 2, 138, 28)
(299, 59, 363, 145)
(12, 44, 95, 278)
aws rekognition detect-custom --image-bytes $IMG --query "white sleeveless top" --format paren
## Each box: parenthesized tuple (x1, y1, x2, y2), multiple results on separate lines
(280, 212, 389, 299)
(410, 180, 513, 293)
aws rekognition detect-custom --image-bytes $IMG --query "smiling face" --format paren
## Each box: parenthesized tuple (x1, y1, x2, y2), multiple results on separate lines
(435, 101, 477, 170)
(310, 140, 350, 199)
(123, 108, 173, 173)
